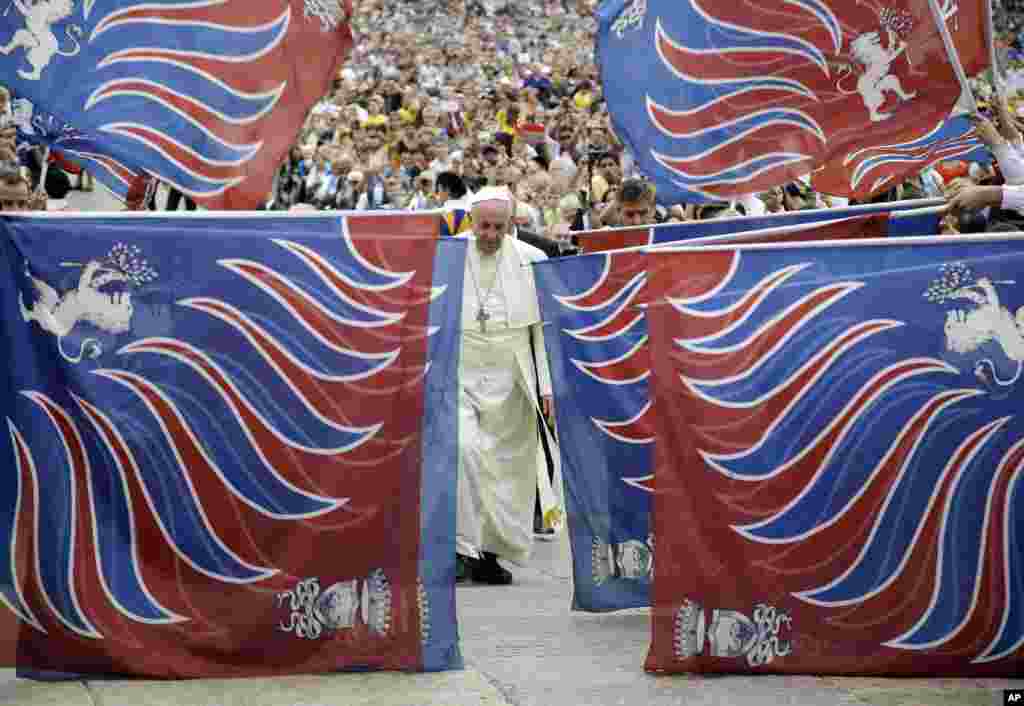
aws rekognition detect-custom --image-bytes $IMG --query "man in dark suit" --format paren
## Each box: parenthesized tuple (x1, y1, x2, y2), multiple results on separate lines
(514, 224, 561, 258)
(510, 195, 563, 257)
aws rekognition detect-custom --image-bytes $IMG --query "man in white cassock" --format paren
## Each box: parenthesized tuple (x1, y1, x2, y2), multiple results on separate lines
(456, 187, 558, 585)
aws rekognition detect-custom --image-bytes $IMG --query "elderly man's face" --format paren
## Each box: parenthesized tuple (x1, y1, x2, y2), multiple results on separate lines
(472, 200, 511, 256)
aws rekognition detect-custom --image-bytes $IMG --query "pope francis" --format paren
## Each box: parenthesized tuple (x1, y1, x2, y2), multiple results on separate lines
(456, 187, 559, 585)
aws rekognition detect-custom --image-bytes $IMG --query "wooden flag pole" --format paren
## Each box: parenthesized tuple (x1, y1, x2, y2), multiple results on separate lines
(925, 0, 977, 114)
(984, 0, 1004, 92)
(35, 145, 50, 197)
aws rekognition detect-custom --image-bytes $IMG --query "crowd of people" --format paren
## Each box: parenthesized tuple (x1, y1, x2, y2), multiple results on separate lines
(0, 87, 38, 213)
(262, 0, 1024, 242)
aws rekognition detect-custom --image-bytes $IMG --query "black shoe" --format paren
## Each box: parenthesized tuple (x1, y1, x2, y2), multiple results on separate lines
(534, 527, 556, 541)
(456, 554, 478, 584)
(471, 552, 513, 585)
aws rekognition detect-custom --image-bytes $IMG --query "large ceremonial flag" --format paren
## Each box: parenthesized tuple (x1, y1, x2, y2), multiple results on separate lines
(535, 213, 918, 612)
(644, 233, 1024, 675)
(1, 1, 354, 209)
(0, 212, 464, 676)
(578, 199, 943, 254)
(597, 0, 980, 204)
(536, 249, 653, 611)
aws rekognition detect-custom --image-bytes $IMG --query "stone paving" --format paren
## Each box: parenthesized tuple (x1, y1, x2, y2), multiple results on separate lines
(3, 533, 1021, 706)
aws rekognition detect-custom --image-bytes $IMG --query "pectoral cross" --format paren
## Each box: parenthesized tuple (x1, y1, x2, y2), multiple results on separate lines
(476, 307, 490, 333)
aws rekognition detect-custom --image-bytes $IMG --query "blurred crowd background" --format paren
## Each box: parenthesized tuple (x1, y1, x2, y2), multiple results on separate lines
(4, 0, 1024, 244)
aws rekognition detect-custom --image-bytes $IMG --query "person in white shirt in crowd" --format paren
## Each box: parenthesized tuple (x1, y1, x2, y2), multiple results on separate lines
(971, 99, 1024, 185)
(345, 170, 366, 208)
(356, 171, 393, 210)
(407, 172, 435, 210)
(736, 193, 767, 217)
(920, 166, 946, 198)
(303, 146, 329, 203)
(312, 151, 345, 209)
(947, 97, 1024, 222)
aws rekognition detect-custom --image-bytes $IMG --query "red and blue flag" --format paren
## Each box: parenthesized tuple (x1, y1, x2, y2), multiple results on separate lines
(645, 234, 1024, 675)
(2, 1, 354, 209)
(597, 0, 982, 204)
(0, 212, 464, 676)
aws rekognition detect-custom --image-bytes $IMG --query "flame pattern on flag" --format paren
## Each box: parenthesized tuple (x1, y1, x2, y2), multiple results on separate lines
(665, 249, 1024, 661)
(598, 0, 970, 204)
(554, 251, 654, 492)
(2, 1, 352, 206)
(827, 116, 988, 197)
(646, 0, 838, 199)
(1, 222, 434, 641)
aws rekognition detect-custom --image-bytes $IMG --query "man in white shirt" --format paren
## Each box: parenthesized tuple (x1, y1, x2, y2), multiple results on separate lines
(971, 105, 1024, 186)
(303, 147, 328, 202)
(455, 187, 558, 584)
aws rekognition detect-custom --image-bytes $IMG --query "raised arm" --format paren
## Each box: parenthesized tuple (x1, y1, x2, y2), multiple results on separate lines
(996, 97, 1022, 145)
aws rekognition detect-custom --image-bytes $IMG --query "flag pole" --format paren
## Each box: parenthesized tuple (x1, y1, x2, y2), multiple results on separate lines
(35, 145, 50, 197)
(984, 0, 1005, 94)
(925, 0, 977, 114)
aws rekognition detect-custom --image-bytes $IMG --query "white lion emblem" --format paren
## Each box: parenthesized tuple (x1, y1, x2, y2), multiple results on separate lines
(20, 262, 133, 363)
(944, 278, 1024, 361)
(19, 244, 158, 363)
(836, 27, 917, 122)
(0, 0, 83, 81)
